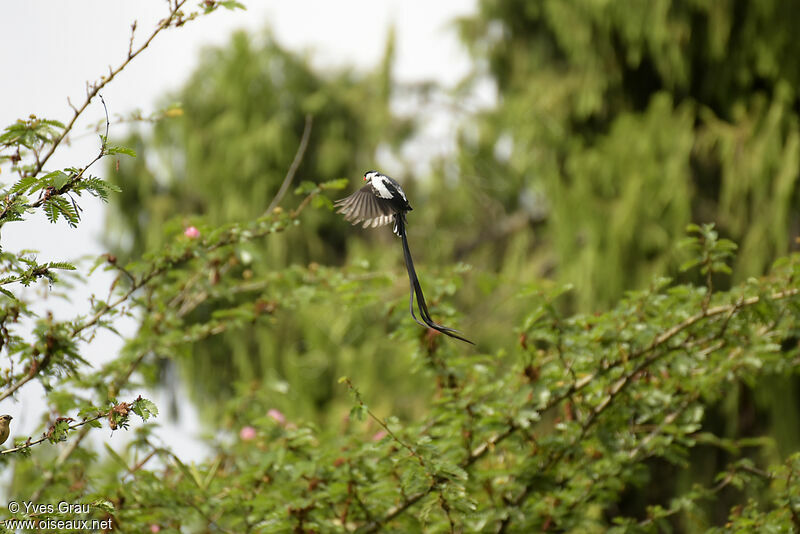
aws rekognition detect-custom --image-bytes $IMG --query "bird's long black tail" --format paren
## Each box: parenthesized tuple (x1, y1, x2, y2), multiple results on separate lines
(395, 213, 474, 345)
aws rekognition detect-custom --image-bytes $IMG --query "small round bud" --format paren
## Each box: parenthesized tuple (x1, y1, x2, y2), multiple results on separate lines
(183, 226, 200, 239)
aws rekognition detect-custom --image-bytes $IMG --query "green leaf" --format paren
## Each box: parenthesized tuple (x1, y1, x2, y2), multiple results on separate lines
(77, 177, 122, 201)
(311, 195, 333, 210)
(188, 463, 205, 489)
(131, 398, 159, 421)
(349, 404, 367, 421)
(90, 500, 115, 514)
(44, 196, 80, 227)
(219, 0, 246, 10)
(47, 261, 76, 270)
(294, 180, 318, 195)
(320, 178, 349, 190)
(41, 170, 71, 191)
(171, 457, 199, 488)
(48, 419, 71, 443)
(9, 175, 37, 195)
(679, 259, 700, 272)
(44, 198, 59, 224)
(711, 262, 732, 274)
(105, 145, 137, 157)
(0, 287, 16, 300)
(104, 442, 130, 470)
(41, 119, 65, 129)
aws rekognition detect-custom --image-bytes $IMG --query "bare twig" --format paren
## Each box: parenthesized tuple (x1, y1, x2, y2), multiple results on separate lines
(265, 114, 313, 214)
(128, 21, 138, 58)
(29, 1, 188, 179)
(0, 372, 36, 404)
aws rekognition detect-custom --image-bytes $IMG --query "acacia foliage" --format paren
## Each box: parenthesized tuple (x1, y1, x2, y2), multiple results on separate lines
(0, 2, 799, 533)
(92, 223, 800, 533)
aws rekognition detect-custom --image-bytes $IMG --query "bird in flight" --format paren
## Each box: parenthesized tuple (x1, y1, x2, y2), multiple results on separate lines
(335, 170, 473, 344)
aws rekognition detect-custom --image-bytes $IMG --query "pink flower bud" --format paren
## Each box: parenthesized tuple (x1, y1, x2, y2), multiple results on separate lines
(184, 226, 200, 239)
(372, 430, 388, 442)
(149, 525, 161, 533)
(239, 426, 257, 441)
(267, 409, 286, 425)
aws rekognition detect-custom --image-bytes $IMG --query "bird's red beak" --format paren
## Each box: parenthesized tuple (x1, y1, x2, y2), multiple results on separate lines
(363, 175, 368, 181)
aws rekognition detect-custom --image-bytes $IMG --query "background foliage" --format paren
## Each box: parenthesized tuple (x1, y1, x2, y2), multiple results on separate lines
(1, 0, 799, 532)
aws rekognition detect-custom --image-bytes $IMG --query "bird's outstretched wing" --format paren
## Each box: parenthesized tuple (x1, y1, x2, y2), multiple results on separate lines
(335, 185, 397, 228)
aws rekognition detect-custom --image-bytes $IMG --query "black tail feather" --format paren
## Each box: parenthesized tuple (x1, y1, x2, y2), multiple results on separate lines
(395, 213, 474, 345)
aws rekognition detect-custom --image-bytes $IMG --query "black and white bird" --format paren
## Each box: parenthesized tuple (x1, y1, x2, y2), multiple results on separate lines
(335, 170, 473, 344)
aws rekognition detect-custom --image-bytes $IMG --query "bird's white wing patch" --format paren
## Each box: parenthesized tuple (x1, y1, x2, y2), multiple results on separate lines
(372, 177, 395, 199)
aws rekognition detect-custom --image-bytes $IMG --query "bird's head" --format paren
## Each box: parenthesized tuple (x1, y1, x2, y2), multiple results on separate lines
(0, 415, 11, 424)
(363, 170, 381, 183)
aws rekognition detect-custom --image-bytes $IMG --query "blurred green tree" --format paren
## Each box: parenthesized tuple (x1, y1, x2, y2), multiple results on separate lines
(454, 0, 800, 310)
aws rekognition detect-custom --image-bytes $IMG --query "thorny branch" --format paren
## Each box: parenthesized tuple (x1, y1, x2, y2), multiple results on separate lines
(0, 401, 129, 456)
